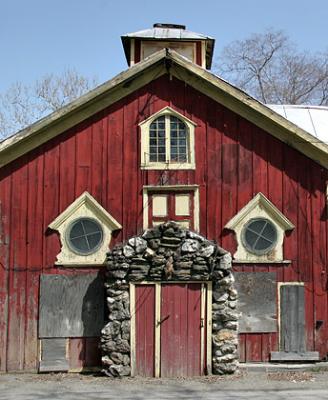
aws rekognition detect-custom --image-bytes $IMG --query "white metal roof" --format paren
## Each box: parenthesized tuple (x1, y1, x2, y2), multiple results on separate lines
(122, 26, 213, 40)
(268, 104, 328, 144)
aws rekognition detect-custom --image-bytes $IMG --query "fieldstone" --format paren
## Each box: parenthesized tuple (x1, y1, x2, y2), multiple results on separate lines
(214, 353, 237, 363)
(192, 264, 208, 272)
(181, 239, 200, 252)
(148, 239, 161, 250)
(214, 362, 238, 375)
(219, 253, 232, 270)
(162, 227, 175, 236)
(102, 355, 114, 367)
(162, 236, 181, 245)
(220, 343, 237, 354)
(121, 320, 130, 334)
(200, 244, 215, 257)
(142, 228, 161, 239)
(123, 245, 135, 258)
(110, 352, 124, 364)
(131, 257, 148, 265)
(108, 309, 130, 321)
(101, 320, 121, 338)
(216, 293, 229, 303)
(107, 364, 131, 377)
(152, 256, 166, 266)
(144, 247, 155, 258)
(217, 309, 240, 322)
(102, 340, 117, 353)
(212, 321, 224, 331)
(218, 274, 235, 286)
(122, 354, 130, 366)
(191, 274, 208, 280)
(228, 288, 238, 300)
(228, 301, 237, 309)
(130, 265, 150, 274)
(107, 270, 127, 279)
(212, 270, 225, 280)
(214, 329, 237, 342)
(107, 300, 124, 313)
(128, 237, 147, 253)
(175, 261, 192, 269)
(224, 321, 238, 330)
(107, 289, 124, 297)
(127, 273, 146, 281)
(115, 339, 130, 353)
(187, 231, 204, 241)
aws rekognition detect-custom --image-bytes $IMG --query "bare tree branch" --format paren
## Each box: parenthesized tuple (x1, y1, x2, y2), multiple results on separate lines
(0, 68, 97, 139)
(215, 29, 328, 106)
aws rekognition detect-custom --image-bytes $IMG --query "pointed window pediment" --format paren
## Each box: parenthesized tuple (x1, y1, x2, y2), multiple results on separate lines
(49, 192, 122, 266)
(225, 193, 294, 263)
(140, 106, 196, 170)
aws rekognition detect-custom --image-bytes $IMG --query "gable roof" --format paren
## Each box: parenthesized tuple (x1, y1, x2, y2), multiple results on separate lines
(1, 48, 328, 169)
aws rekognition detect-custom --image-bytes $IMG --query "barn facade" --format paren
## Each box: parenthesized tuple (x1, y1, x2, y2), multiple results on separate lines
(1, 23, 328, 374)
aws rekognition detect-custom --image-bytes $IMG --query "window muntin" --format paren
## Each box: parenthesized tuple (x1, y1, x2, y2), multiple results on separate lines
(149, 116, 166, 162)
(148, 115, 189, 164)
(170, 116, 187, 162)
(242, 218, 277, 255)
(67, 217, 103, 255)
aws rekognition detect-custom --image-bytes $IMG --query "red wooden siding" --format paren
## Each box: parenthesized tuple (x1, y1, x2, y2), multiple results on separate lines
(69, 338, 101, 371)
(135, 285, 155, 377)
(0, 73, 328, 370)
(160, 283, 202, 377)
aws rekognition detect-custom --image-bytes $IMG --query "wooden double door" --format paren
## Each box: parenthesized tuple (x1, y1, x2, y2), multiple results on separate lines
(131, 282, 210, 377)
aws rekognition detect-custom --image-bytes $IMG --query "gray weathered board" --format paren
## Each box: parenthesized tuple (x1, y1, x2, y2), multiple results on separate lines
(39, 338, 69, 372)
(280, 285, 305, 352)
(271, 351, 319, 361)
(39, 273, 104, 338)
(234, 272, 277, 333)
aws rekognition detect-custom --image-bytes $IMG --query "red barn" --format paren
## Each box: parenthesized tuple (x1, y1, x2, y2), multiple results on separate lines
(1, 23, 328, 375)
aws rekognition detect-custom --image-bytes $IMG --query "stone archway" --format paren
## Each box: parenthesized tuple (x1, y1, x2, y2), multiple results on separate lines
(101, 222, 239, 377)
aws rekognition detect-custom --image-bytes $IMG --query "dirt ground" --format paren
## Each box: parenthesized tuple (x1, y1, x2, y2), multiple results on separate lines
(1, 368, 328, 399)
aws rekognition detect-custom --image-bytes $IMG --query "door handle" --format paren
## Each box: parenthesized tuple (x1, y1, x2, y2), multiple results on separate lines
(200, 318, 204, 328)
(157, 314, 170, 326)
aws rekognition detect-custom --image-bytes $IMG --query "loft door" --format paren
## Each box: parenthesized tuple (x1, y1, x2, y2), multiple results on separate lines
(133, 283, 207, 377)
(148, 191, 194, 230)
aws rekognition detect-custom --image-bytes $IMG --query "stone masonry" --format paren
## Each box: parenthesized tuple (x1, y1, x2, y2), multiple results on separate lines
(101, 221, 239, 377)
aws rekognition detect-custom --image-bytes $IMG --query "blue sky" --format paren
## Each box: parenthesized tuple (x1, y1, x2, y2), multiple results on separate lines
(1, 0, 328, 92)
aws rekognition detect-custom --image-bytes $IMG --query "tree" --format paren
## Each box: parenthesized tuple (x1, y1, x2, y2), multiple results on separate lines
(215, 29, 328, 105)
(0, 69, 97, 139)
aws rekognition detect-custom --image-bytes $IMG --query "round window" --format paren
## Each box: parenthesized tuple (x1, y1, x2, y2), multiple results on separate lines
(67, 218, 103, 255)
(242, 218, 277, 255)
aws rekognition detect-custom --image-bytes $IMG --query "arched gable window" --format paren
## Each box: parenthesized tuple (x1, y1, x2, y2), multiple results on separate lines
(140, 107, 196, 170)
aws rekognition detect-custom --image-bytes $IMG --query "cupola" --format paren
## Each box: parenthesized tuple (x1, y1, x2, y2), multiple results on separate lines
(121, 23, 215, 69)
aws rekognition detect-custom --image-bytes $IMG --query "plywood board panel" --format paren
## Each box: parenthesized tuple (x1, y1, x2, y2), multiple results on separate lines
(39, 273, 104, 338)
(235, 272, 277, 333)
(39, 338, 68, 372)
(280, 285, 305, 352)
